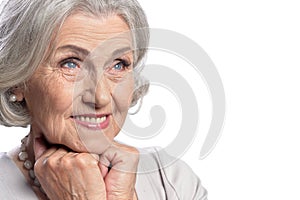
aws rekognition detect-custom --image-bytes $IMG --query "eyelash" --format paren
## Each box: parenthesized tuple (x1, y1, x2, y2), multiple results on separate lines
(112, 59, 131, 71)
(60, 57, 81, 69)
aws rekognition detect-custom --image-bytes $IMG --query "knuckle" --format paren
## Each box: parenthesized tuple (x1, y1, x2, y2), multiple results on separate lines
(60, 156, 72, 169)
(126, 146, 139, 154)
(33, 162, 43, 177)
(34, 158, 42, 169)
(75, 153, 98, 166)
(123, 147, 140, 161)
(46, 156, 58, 168)
(115, 143, 139, 154)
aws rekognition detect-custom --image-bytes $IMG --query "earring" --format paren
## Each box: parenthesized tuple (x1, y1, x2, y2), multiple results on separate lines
(9, 94, 17, 102)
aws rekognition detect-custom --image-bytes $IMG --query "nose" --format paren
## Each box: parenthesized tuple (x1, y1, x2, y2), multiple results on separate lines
(95, 76, 111, 108)
(82, 75, 110, 108)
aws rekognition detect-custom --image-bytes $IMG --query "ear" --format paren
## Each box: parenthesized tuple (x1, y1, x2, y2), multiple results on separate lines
(12, 86, 25, 102)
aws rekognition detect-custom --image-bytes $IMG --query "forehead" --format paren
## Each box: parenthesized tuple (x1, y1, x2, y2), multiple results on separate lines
(54, 13, 132, 53)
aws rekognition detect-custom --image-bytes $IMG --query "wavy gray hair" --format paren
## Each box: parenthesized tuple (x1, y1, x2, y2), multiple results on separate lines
(0, 0, 149, 127)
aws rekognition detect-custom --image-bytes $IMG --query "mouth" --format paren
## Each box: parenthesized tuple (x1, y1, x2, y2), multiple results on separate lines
(71, 114, 110, 130)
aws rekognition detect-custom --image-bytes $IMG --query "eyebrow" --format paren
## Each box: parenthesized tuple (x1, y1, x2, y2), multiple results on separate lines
(57, 45, 131, 57)
(56, 44, 132, 68)
(110, 47, 132, 58)
(56, 45, 90, 57)
(103, 46, 132, 67)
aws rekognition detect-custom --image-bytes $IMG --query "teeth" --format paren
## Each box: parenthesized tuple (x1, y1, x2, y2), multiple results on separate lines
(75, 116, 107, 123)
(96, 118, 101, 123)
(100, 117, 106, 123)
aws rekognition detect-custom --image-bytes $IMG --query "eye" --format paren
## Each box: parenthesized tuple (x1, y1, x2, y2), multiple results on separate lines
(60, 58, 80, 69)
(113, 62, 125, 71)
(112, 59, 131, 71)
(62, 61, 78, 69)
(106, 58, 131, 78)
(64, 61, 77, 69)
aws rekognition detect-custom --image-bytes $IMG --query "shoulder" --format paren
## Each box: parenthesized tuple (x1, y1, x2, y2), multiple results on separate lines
(0, 152, 14, 172)
(0, 152, 38, 199)
(136, 147, 208, 200)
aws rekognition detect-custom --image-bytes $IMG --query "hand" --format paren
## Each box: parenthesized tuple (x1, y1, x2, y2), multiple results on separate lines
(34, 139, 139, 200)
(34, 147, 106, 200)
(99, 141, 139, 200)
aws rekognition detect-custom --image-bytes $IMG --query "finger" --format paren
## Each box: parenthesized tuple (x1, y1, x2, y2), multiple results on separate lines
(50, 148, 70, 163)
(90, 153, 100, 161)
(99, 143, 139, 173)
(35, 146, 57, 164)
(34, 147, 68, 171)
(112, 141, 139, 155)
(99, 163, 109, 178)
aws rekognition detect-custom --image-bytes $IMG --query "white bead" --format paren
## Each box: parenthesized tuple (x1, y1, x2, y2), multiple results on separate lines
(29, 169, 35, 179)
(24, 160, 33, 170)
(20, 144, 26, 151)
(18, 151, 28, 161)
(19, 138, 48, 198)
(34, 178, 41, 187)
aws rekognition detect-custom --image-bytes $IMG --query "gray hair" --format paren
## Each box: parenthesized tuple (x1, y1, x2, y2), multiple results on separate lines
(0, 0, 149, 127)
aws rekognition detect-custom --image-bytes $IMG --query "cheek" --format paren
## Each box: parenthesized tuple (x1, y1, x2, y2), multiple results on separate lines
(25, 75, 73, 119)
(112, 75, 134, 109)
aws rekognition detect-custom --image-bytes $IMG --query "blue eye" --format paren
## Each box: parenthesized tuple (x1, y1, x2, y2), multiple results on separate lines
(63, 61, 78, 69)
(113, 62, 124, 70)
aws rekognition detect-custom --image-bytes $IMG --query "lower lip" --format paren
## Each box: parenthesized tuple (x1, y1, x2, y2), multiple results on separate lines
(72, 115, 110, 130)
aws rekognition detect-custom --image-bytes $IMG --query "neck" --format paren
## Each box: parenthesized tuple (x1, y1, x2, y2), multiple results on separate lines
(26, 132, 35, 162)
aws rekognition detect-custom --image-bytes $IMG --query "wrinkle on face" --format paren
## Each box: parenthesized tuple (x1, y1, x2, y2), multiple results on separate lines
(56, 13, 131, 53)
(24, 13, 135, 153)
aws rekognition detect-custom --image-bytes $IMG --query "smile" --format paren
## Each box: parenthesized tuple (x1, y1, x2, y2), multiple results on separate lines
(72, 114, 110, 130)
(74, 116, 107, 123)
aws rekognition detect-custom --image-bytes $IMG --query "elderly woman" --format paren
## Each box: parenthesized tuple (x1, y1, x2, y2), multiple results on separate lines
(0, 0, 207, 199)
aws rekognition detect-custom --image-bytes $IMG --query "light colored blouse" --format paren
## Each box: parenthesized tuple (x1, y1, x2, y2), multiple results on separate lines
(0, 148, 207, 200)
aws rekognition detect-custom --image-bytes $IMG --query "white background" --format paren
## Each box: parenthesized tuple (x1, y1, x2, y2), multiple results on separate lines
(1, 0, 300, 199)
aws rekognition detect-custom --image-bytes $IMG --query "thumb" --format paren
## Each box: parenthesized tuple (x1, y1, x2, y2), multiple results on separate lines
(99, 143, 139, 173)
(99, 162, 110, 178)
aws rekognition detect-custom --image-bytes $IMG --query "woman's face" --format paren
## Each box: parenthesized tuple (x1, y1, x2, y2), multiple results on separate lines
(23, 13, 134, 154)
